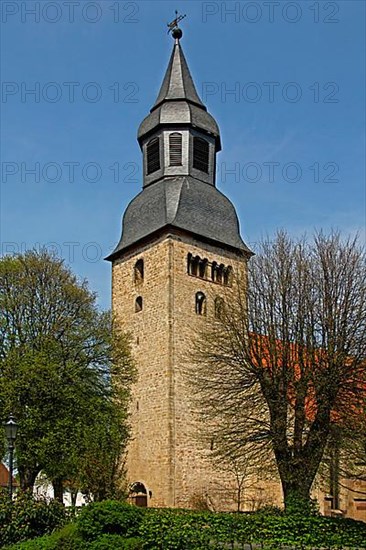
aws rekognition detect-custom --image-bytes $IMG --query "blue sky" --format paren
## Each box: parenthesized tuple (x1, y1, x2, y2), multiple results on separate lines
(1, 0, 365, 310)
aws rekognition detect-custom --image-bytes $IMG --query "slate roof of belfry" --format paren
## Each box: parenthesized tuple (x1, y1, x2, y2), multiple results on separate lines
(108, 176, 252, 257)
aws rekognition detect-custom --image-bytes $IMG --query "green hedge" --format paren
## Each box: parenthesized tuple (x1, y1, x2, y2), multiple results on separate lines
(5, 500, 366, 549)
(139, 508, 366, 549)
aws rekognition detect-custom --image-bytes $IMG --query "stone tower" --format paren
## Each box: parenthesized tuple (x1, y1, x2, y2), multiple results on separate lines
(106, 28, 252, 509)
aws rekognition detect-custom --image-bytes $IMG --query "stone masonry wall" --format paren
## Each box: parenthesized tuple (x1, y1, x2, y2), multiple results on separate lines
(112, 238, 174, 507)
(112, 232, 366, 518)
(112, 232, 260, 509)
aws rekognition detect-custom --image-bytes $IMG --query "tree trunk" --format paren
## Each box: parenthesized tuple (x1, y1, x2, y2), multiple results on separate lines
(282, 479, 312, 510)
(330, 438, 340, 509)
(52, 478, 64, 503)
(269, 394, 332, 513)
(93, 488, 107, 502)
(273, 440, 317, 513)
(278, 460, 316, 513)
(71, 490, 78, 507)
(18, 466, 40, 492)
(237, 486, 241, 512)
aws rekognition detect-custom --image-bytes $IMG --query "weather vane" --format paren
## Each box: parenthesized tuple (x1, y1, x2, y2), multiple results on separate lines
(167, 10, 186, 39)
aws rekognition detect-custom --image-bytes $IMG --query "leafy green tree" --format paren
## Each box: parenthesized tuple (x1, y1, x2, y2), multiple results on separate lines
(191, 231, 366, 510)
(0, 250, 134, 501)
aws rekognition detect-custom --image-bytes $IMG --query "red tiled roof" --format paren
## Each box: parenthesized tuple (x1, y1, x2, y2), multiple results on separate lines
(248, 332, 366, 425)
(0, 463, 18, 488)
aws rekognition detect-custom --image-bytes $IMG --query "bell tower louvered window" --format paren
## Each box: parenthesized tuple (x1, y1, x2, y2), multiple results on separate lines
(169, 133, 182, 166)
(193, 137, 209, 173)
(146, 137, 160, 174)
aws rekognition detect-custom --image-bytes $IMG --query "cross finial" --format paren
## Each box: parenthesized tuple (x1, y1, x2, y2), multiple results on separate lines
(167, 10, 186, 40)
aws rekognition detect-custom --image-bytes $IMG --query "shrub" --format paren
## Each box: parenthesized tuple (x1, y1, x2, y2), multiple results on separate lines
(255, 504, 283, 516)
(139, 509, 216, 550)
(3, 539, 51, 550)
(4, 523, 87, 550)
(77, 500, 144, 541)
(89, 535, 143, 549)
(121, 539, 143, 550)
(284, 492, 320, 516)
(0, 490, 67, 548)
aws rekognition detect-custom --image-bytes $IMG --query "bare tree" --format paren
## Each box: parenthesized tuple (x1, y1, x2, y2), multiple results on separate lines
(216, 453, 275, 512)
(191, 231, 366, 510)
(318, 419, 366, 508)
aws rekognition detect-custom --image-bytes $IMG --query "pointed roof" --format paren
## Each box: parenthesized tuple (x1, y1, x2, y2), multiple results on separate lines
(137, 38, 221, 151)
(152, 40, 206, 111)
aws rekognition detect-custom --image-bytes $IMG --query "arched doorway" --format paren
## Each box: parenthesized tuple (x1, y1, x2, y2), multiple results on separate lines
(129, 481, 148, 507)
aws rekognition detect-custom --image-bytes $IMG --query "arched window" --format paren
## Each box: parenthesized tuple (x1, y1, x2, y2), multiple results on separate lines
(195, 291, 206, 315)
(135, 296, 143, 313)
(216, 264, 225, 285)
(187, 253, 193, 274)
(191, 256, 200, 277)
(193, 137, 209, 173)
(146, 137, 160, 174)
(211, 261, 218, 282)
(199, 259, 208, 279)
(134, 259, 144, 284)
(223, 266, 233, 286)
(214, 297, 224, 319)
(169, 132, 182, 166)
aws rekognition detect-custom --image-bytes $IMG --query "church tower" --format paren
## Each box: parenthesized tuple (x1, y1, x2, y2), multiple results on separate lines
(107, 24, 252, 509)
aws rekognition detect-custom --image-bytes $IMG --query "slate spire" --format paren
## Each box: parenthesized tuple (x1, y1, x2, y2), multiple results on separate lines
(152, 40, 205, 111)
(137, 31, 221, 151)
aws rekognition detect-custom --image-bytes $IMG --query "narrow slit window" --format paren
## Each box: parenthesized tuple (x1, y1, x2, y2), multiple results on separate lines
(146, 137, 160, 174)
(192, 256, 200, 277)
(135, 296, 143, 313)
(169, 132, 182, 166)
(187, 253, 193, 274)
(193, 137, 209, 173)
(134, 259, 144, 285)
(223, 266, 232, 286)
(211, 261, 218, 282)
(199, 259, 208, 279)
(195, 292, 206, 316)
(216, 264, 225, 285)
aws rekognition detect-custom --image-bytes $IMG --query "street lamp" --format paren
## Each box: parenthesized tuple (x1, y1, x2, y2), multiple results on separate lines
(4, 414, 18, 500)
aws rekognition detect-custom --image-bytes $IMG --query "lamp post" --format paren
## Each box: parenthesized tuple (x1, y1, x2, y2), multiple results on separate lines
(5, 414, 18, 501)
